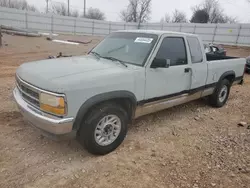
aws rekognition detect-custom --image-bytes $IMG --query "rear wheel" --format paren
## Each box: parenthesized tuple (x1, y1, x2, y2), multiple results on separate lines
(209, 79, 231, 108)
(77, 102, 128, 155)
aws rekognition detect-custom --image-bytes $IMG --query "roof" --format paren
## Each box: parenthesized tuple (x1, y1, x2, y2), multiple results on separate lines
(115, 29, 198, 37)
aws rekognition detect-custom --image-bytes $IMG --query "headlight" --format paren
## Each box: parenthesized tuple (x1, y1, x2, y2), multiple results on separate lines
(40, 93, 66, 115)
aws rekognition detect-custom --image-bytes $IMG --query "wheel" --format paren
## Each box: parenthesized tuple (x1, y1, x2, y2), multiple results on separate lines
(209, 79, 231, 108)
(77, 102, 128, 155)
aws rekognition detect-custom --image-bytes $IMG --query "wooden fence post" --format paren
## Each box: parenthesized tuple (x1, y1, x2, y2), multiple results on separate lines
(236, 24, 242, 45)
(212, 25, 218, 43)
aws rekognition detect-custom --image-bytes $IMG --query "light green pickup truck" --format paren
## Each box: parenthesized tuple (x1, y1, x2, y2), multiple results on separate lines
(14, 30, 245, 155)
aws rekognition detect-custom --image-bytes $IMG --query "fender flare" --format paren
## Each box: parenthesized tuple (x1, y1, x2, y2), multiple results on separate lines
(73, 90, 137, 130)
(217, 70, 235, 84)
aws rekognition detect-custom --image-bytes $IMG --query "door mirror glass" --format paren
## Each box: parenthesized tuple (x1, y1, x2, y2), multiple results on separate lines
(151, 58, 167, 68)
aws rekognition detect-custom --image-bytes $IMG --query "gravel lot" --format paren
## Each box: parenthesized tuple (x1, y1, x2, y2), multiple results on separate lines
(0, 34, 250, 188)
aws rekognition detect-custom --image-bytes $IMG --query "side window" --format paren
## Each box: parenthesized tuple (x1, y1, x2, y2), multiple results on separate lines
(155, 37, 187, 66)
(187, 37, 203, 63)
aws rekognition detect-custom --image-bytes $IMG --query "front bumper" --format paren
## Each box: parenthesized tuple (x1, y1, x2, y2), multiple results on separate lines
(13, 87, 74, 136)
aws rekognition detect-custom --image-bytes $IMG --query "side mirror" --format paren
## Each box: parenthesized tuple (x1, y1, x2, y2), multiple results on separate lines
(151, 58, 169, 68)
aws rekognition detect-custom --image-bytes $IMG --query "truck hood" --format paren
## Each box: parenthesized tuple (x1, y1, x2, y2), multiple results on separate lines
(16, 55, 137, 92)
(17, 55, 116, 80)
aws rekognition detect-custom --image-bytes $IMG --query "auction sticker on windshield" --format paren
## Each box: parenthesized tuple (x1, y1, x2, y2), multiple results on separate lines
(134, 37, 153, 43)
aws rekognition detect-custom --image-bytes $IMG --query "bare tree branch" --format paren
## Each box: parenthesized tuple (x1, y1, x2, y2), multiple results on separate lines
(84, 7, 105, 20)
(171, 9, 187, 23)
(160, 13, 171, 23)
(120, 0, 152, 27)
(191, 0, 237, 23)
(52, 2, 79, 17)
(52, 3, 67, 16)
(0, 0, 37, 11)
(71, 9, 79, 18)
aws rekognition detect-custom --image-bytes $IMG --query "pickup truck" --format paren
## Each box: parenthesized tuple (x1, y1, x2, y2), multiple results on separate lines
(13, 30, 245, 155)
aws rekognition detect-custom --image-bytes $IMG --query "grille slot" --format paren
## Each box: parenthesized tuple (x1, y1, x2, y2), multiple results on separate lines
(16, 76, 40, 108)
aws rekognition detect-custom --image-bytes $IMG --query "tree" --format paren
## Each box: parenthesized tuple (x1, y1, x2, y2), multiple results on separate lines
(84, 7, 105, 20)
(0, 0, 37, 11)
(160, 13, 171, 23)
(52, 2, 79, 17)
(71, 9, 79, 17)
(191, 0, 237, 23)
(120, 0, 152, 28)
(190, 9, 209, 23)
(171, 9, 187, 23)
(52, 3, 67, 16)
(216, 15, 237, 24)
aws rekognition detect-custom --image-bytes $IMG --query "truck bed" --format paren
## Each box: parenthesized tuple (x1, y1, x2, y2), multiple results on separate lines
(206, 57, 245, 86)
(206, 54, 238, 61)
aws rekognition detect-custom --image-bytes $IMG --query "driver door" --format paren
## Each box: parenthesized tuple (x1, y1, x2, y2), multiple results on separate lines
(144, 36, 192, 100)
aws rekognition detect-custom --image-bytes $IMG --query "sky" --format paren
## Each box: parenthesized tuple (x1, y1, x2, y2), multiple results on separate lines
(26, 0, 250, 23)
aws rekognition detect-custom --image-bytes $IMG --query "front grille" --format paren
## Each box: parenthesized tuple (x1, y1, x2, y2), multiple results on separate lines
(16, 76, 40, 108)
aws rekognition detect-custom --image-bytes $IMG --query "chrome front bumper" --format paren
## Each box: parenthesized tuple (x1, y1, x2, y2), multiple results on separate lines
(13, 87, 74, 135)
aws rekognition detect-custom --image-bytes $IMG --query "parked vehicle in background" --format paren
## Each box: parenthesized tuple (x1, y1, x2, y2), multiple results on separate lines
(13, 30, 245, 155)
(204, 43, 227, 56)
(245, 56, 250, 73)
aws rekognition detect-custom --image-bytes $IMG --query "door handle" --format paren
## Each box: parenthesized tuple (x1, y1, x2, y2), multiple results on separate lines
(184, 68, 191, 73)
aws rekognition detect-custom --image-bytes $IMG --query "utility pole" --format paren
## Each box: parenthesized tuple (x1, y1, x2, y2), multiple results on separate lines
(83, 0, 86, 17)
(68, 0, 70, 16)
(45, 0, 49, 14)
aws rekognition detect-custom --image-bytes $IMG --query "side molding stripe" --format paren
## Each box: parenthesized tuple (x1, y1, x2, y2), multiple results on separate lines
(138, 83, 216, 106)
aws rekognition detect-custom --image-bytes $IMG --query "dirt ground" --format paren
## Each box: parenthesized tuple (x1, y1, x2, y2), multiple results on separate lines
(0, 33, 250, 188)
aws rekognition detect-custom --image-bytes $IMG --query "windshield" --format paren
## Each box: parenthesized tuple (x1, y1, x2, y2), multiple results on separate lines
(90, 32, 158, 66)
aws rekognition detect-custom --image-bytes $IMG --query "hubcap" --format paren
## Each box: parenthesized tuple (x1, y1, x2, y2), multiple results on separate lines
(94, 115, 121, 146)
(219, 85, 228, 103)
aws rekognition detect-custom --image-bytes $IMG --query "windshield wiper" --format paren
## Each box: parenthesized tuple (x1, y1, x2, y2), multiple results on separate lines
(102, 56, 128, 67)
(90, 52, 128, 67)
(89, 51, 102, 59)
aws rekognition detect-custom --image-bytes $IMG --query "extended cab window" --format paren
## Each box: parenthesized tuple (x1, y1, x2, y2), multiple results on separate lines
(187, 37, 203, 63)
(156, 37, 187, 66)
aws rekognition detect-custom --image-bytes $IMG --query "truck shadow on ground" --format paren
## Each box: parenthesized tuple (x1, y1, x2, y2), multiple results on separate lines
(131, 98, 209, 129)
(0, 97, 210, 160)
(38, 98, 209, 157)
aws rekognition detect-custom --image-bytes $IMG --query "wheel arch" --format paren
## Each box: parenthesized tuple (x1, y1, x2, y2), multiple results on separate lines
(73, 90, 137, 130)
(218, 71, 236, 84)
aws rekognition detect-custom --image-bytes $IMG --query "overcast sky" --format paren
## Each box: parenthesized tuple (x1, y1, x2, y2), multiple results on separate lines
(26, 0, 250, 23)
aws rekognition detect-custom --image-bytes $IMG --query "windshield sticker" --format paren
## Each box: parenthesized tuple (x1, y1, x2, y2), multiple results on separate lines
(134, 37, 153, 44)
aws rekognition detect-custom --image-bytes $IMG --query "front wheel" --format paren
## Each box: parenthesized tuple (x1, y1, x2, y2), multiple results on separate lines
(209, 79, 231, 108)
(77, 103, 128, 155)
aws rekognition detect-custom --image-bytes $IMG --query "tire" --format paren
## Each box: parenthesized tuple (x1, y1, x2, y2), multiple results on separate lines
(77, 102, 128, 155)
(209, 79, 231, 108)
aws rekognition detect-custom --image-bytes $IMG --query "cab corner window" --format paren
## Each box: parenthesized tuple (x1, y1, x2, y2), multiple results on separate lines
(155, 37, 187, 66)
(187, 37, 203, 63)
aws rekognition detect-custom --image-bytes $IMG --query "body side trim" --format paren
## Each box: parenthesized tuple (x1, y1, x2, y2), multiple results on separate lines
(138, 83, 216, 105)
(135, 91, 202, 118)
